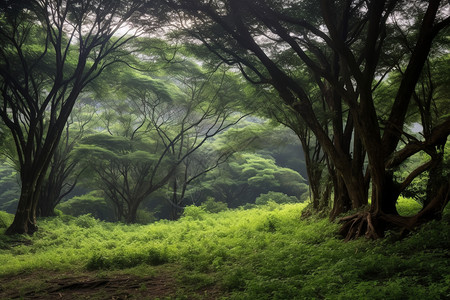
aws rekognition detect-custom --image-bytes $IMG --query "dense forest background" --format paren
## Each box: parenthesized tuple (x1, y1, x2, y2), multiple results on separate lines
(0, 121, 309, 222)
(0, 39, 311, 221)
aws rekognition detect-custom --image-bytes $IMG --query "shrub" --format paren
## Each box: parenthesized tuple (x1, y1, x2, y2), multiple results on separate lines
(72, 214, 98, 228)
(0, 211, 13, 228)
(255, 191, 299, 205)
(86, 253, 107, 271)
(201, 197, 228, 213)
(135, 209, 157, 224)
(57, 191, 115, 221)
(147, 247, 169, 266)
(181, 205, 206, 220)
(86, 247, 169, 270)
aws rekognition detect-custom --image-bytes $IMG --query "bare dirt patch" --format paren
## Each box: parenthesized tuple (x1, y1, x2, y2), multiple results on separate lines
(0, 267, 224, 299)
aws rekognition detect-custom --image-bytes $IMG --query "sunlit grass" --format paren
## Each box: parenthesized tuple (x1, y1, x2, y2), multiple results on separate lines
(0, 199, 449, 299)
(396, 196, 423, 216)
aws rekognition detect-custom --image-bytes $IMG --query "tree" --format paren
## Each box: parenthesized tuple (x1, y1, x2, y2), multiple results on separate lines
(164, 0, 368, 218)
(76, 57, 248, 223)
(36, 98, 95, 216)
(261, 89, 334, 215)
(193, 151, 308, 207)
(0, 0, 148, 234)
(162, 0, 450, 239)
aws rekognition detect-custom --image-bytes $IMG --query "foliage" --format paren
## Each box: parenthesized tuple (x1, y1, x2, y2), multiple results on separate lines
(0, 211, 13, 229)
(255, 191, 300, 205)
(398, 142, 450, 204)
(192, 152, 308, 207)
(57, 191, 115, 222)
(0, 165, 19, 213)
(181, 205, 207, 220)
(200, 197, 228, 213)
(0, 198, 448, 298)
(396, 196, 423, 217)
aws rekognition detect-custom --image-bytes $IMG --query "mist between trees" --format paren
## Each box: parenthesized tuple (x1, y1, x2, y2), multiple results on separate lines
(0, 0, 449, 238)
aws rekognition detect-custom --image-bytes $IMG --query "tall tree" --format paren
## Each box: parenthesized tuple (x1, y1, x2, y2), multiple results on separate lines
(0, 0, 147, 234)
(259, 86, 334, 215)
(37, 99, 95, 216)
(162, 0, 450, 238)
(76, 59, 248, 223)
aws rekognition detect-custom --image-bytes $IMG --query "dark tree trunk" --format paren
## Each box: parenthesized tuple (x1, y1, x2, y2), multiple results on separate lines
(6, 135, 63, 234)
(299, 135, 330, 213)
(37, 177, 60, 217)
(37, 194, 57, 217)
(6, 176, 40, 235)
(169, 204, 182, 221)
(425, 150, 444, 208)
(338, 0, 447, 240)
(330, 173, 352, 219)
(340, 180, 449, 241)
(168, 179, 183, 220)
(306, 161, 323, 211)
(125, 201, 141, 224)
(417, 181, 449, 222)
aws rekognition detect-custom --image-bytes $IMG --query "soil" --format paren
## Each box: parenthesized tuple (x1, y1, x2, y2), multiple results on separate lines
(0, 267, 225, 299)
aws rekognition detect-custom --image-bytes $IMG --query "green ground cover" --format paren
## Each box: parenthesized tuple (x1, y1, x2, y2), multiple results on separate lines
(0, 197, 449, 299)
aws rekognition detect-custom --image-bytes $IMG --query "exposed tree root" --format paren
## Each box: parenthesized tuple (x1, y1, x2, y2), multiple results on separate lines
(338, 212, 383, 241)
(338, 182, 449, 241)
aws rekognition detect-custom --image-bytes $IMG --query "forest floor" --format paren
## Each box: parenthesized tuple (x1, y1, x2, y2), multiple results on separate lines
(1, 199, 449, 299)
(0, 265, 223, 299)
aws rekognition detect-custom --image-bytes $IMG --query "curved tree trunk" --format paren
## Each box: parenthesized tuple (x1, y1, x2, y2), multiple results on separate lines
(425, 150, 444, 208)
(6, 177, 40, 235)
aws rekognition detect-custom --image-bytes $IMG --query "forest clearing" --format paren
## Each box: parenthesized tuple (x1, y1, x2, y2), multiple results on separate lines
(1, 198, 449, 299)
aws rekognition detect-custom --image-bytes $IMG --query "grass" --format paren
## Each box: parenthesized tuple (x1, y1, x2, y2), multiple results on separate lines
(0, 198, 449, 299)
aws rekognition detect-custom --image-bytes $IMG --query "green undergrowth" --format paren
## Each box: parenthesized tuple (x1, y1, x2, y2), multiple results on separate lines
(0, 198, 449, 299)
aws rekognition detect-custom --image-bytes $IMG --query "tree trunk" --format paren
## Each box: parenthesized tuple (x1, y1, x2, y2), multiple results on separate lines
(168, 178, 184, 220)
(425, 150, 444, 208)
(37, 195, 57, 217)
(302, 141, 329, 212)
(307, 163, 323, 211)
(330, 174, 352, 219)
(5, 181, 39, 235)
(37, 180, 59, 217)
(125, 201, 140, 224)
(416, 180, 449, 222)
(371, 171, 399, 215)
(169, 203, 182, 220)
(340, 180, 449, 241)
